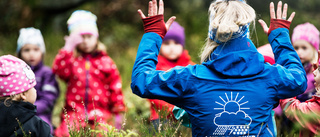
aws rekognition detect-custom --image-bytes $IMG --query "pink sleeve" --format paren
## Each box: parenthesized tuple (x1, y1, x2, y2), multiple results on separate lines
(52, 49, 73, 81)
(280, 97, 320, 134)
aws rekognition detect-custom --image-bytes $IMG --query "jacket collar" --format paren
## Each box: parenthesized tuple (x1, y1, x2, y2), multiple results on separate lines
(30, 61, 43, 72)
(202, 37, 265, 77)
(81, 50, 106, 59)
(157, 50, 194, 71)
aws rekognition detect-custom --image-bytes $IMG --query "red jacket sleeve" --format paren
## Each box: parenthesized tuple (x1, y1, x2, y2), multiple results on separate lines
(105, 57, 126, 114)
(52, 49, 73, 81)
(280, 96, 320, 134)
(149, 99, 175, 112)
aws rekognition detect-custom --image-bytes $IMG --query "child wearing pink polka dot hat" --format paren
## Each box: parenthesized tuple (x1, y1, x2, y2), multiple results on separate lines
(53, 10, 125, 136)
(0, 55, 52, 136)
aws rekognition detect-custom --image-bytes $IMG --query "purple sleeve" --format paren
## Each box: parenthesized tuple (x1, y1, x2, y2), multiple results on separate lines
(35, 69, 60, 114)
(296, 73, 316, 102)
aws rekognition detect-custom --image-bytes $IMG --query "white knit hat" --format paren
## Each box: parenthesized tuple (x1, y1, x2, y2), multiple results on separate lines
(67, 10, 99, 37)
(17, 27, 46, 54)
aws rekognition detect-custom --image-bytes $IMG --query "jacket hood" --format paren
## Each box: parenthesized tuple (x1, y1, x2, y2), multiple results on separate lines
(0, 101, 36, 136)
(202, 37, 265, 77)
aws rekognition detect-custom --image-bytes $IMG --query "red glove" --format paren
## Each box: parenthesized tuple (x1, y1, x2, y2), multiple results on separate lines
(142, 15, 167, 39)
(268, 19, 291, 35)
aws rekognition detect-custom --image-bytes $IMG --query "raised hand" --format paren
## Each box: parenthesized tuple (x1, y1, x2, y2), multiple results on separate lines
(63, 33, 83, 52)
(259, 1, 295, 35)
(137, 0, 176, 38)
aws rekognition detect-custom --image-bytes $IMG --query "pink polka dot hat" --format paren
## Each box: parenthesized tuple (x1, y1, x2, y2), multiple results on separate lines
(0, 55, 36, 97)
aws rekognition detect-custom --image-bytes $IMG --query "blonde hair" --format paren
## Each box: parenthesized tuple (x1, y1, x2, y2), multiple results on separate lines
(200, 0, 256, 62)
(73, 41, 107, 57)
(0, 94, 23, 107)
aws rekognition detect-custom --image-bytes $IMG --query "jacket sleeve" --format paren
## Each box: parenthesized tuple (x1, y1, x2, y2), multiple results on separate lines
(37, 119, 53, 137)
(105, 58, 126, 114)
(14, 116, 53, 137)
(34, 70, 60, 114)
(149, 99, 175, 113)
(268, 28, 307, 99)
(280, 97, 320, 134)
(52, 49, 73, 81)
(131, 33, 193, 106)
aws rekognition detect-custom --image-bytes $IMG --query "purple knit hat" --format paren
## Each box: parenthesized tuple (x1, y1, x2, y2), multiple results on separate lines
(292, 22, 320, 50)
(163, 21, 185, 46)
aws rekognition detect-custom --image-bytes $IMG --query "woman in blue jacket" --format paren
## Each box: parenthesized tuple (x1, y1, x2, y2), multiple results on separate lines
(131, 0, 307, 136)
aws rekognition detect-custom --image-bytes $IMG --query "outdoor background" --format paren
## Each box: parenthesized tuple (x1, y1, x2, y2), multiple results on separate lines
(1, 0, 320, 136)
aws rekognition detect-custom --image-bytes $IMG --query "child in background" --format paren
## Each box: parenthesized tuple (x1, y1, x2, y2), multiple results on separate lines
(53, 10, 125, 136)
(148, 21, 195, 128)
(16, 27, 59, 133)
(0, 55, 52, 137)
(292, 23, 320, 102)
(280, 51, 320, 136)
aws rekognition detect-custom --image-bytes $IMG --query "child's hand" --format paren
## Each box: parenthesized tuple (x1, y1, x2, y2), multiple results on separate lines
(258, 1, 295, 35)
(63, 33, 83, 51)
(137, 0, 176, 38)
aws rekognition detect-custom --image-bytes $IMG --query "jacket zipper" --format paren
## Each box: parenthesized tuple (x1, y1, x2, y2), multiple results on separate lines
(85, 57, 90, 117)
(257, 122, 264, 137)
(266, 124, 274, 137)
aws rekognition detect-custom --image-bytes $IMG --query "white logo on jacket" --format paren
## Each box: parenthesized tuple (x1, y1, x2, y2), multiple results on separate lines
(213, 92, 252, 136)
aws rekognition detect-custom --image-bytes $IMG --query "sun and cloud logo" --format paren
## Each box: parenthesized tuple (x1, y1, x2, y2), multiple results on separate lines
(213, 92, 252, 136)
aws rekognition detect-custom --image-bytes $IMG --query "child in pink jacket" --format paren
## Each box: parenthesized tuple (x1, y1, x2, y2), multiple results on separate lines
(280, 51, 320, 136)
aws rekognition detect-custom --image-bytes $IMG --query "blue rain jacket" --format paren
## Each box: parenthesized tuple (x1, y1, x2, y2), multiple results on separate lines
(131, 28, 307, 137)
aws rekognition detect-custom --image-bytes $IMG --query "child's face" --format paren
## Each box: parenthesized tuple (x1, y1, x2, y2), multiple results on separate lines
(293, 40, 315, 64)
(160, 40, 183, 61)
(20, 44, 42, 66)
(77, 34, 98, 53)
(313, 68, 320, 92)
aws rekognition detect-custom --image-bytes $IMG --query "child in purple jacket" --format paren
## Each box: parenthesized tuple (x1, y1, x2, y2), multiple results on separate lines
(16, 27, 59, 133)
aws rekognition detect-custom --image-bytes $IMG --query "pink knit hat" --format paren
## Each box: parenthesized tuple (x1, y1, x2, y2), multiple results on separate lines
(258, 44, 275, 65)
(0, 55, 36, 97)
(292, 22, 320, 50)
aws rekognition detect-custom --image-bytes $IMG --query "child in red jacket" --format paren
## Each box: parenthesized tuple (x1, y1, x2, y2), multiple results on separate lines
(280, 51, 320, 136)
(148, 21, 195, 128)
(53, 10, 125, 136)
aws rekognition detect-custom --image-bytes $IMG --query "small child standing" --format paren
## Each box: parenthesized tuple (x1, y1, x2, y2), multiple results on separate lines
(148, 21, 195, 128)
(16, 27, 59, 133)
(280, 51, 320, 136)
(292, 23, 320, 102)
(0, 55, 52, 137)
(53, 10, 125, 136)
